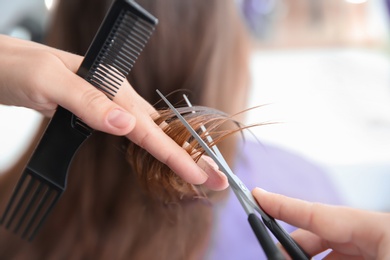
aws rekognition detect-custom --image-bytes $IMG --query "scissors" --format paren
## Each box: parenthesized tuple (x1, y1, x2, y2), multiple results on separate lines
(156, 90, 310, 260)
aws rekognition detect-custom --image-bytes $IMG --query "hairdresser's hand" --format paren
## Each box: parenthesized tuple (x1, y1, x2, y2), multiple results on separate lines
(252, 188, 390, 259)
(0, 34, 227, 190)
(115, 78, 227, 191)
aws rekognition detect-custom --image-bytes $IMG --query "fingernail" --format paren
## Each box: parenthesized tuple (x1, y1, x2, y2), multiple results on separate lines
(202, 156, 228, 180)
(201, 156, 219, 171)
(254, 187, 268, 194)
(107, 109, 134, 129)
(199, 169, 210, 181)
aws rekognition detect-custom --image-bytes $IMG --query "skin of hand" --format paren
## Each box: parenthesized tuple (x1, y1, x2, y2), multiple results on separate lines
(0, 34, 228, 190)
(252, 188, 390, 260)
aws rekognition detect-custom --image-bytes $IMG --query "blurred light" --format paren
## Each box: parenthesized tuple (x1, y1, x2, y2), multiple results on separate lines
(45, 0, 54, 10)
(345, 0, 368, 4)
(8, 27, 32, 41)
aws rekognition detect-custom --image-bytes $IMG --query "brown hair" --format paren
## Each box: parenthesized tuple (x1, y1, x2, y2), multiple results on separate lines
(0, 109, 248, 259)
(46, 0, 251, 163)
(0, 0, 251, 259)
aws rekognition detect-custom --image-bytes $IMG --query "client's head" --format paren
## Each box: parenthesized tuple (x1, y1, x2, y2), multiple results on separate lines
(0, 0, 254, 259)
(46, 0, 251, 163)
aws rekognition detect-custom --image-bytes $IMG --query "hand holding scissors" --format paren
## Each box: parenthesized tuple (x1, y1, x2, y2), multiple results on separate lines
(157, 90, 310, 260)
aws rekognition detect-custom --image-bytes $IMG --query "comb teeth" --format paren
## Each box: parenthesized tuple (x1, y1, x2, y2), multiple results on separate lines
(0, 0, 158, 242)
(0, 172, 61, 241)
(86, 9, 156, 99)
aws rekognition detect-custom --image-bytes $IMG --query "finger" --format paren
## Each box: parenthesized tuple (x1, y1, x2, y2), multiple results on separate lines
(110, 85, 210, 186)
(126, 112, 210, 185)
(253, 188, 317, 228)
(252, 188, 372, 245)
(46, 47, 83, 73)
(1, 35, 130, 135)
(323, 250, 362, 260)
(157, 116, 228, 190)
(288, 229, 328, 257)
(252, 188, 347, 241)
(47, 67, 136, 135)
(197, 155, 228, 191)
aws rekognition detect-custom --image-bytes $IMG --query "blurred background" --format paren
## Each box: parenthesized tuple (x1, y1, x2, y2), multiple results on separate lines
(0, 0, 389, 211)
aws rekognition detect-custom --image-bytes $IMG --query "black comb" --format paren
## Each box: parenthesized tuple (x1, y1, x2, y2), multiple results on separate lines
(0, 0, 157, 241)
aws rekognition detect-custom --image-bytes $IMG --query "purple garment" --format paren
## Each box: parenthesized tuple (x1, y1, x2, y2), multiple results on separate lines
(205, 140, 343, 259)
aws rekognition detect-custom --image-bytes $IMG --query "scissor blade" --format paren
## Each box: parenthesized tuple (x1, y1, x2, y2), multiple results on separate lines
(157, 90, 257, 206)
(157, 91, 224, 168)
(182, 94, 224, 161)
(157, 90, 236, 180)
(156, 90, 309, 260)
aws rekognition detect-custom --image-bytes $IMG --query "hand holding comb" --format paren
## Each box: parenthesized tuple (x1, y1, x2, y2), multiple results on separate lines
(0, 0, 157, 241)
